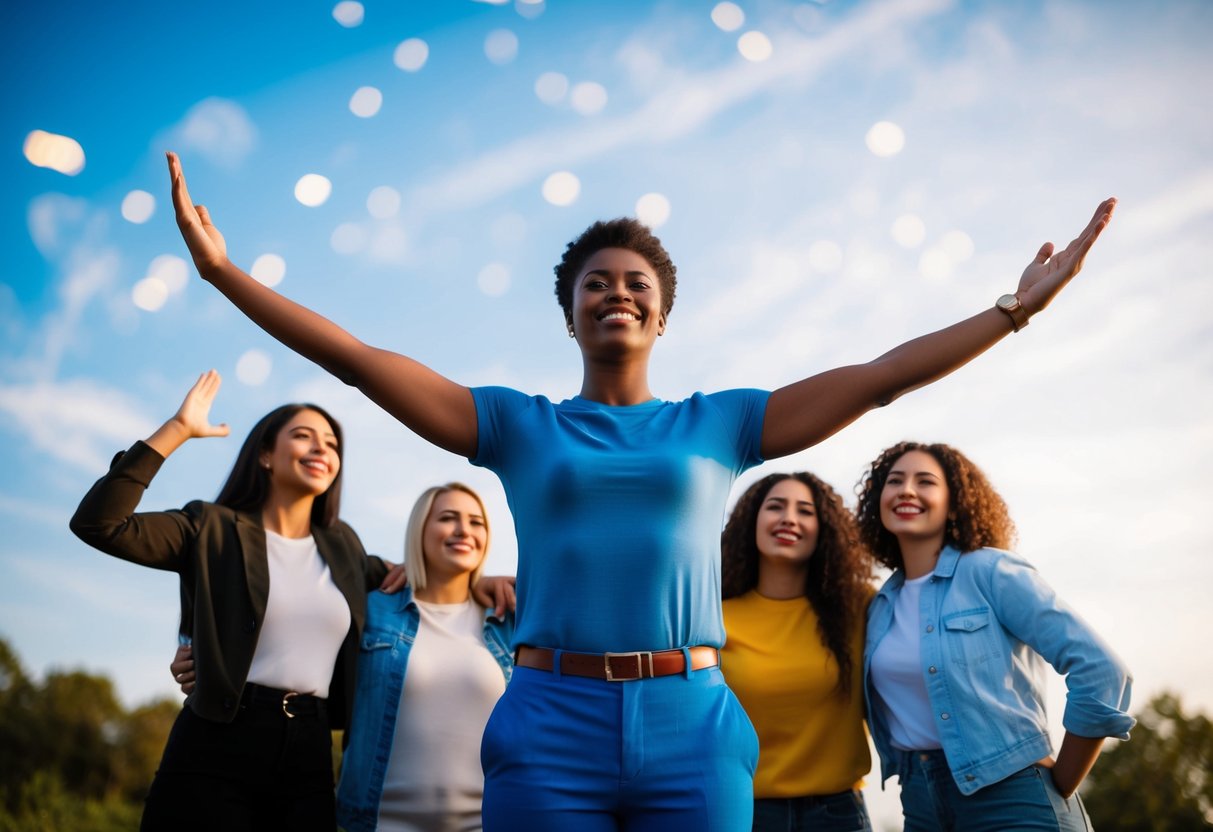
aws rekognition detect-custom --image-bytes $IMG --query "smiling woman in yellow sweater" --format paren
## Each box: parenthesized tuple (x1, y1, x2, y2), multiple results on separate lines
(721, 472, 876, 832)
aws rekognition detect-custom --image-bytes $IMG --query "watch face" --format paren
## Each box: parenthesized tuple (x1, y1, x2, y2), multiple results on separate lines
(996, 293, 1019, 310)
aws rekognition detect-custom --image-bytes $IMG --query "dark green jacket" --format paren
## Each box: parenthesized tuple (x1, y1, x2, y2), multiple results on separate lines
(69, 440, 388, 728)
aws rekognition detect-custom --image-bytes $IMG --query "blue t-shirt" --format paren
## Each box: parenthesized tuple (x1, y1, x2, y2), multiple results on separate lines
(471, 386, 769, 653)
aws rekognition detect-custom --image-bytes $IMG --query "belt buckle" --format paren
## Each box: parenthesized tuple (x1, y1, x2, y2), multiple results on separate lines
(603, 651, 654, 682)
(281, 690, 300, 719)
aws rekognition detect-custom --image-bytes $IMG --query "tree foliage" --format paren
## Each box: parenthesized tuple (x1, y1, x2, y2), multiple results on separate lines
(0, 636, 179, 830)
(1083, 691, 1213, 831)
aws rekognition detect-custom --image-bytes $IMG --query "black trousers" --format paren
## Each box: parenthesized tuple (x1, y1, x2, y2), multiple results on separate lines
(140, 691, 335, 832)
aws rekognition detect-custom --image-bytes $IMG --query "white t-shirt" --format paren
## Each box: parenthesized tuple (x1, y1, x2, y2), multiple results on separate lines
(245, 530, 351, 695)
(870, 573, 942, 751)
(376, 598, 507, 832)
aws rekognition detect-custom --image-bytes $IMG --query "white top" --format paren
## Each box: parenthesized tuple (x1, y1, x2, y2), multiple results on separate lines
(245, 530, 351, 695)
(377, 599, 507, 832)
(870, 573, 942, 751)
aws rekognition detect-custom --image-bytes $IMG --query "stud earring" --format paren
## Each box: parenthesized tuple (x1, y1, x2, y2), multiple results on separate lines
(567, 324, 576, 338)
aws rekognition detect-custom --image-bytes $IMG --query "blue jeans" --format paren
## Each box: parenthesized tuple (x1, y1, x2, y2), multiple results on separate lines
(481, 664, 759, 831)
(752, 791, 872, 831)
(899, 749, 1092, 831)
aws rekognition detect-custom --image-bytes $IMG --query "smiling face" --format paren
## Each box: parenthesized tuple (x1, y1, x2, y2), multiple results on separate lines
(260, 408, 340, 500)
(570, 247, 665, 355)
(421, 489, 489, 588)
(880, 450, 950, 550)
(755, 477, 820, 567)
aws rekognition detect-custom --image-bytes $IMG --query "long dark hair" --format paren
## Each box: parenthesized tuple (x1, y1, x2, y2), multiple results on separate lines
(855, 441, 1016, 571)
(214, 403, 344, 528)
(721, 472, 874, 693)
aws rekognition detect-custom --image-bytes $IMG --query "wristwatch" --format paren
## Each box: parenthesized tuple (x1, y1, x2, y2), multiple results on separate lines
(995, 294, 1029, 332)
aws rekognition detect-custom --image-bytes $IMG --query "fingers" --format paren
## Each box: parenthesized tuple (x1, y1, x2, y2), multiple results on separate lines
(197, 205, 213, 226)
(1035, 242, 1054, 264)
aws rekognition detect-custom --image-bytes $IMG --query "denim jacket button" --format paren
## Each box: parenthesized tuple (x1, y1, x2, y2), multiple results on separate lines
(926, 624, 935, 633)
(940, 712, 950, 720)
(928, 666, 937, 674)
(965, 774, 975, 781)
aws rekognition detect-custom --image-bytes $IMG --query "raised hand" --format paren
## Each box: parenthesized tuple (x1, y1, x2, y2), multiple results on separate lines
(170, 370, 232, 441)
(1017, 197, 1116, 316)
(144, 370, 231, 458)
(167, 151, 228, 275)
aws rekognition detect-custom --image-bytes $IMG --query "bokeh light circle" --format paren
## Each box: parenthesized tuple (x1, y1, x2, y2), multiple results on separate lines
(332, 1, 364, 27)
(570, 82, 608, 115)
(711, 3, 745, 32)
(251, 253, 286, 287)
(367, 186, 401, 219)
(738, 31, 773, 62)
(295, 174, 332, 207)
(542, 172, 581, 206)
(865, 121, 905, 157)
(148, 254, 189, 292)
(478, 263, 511, 297)
(635, 193, 671, 228)
(132, 277, 168, 311)
(121, 190, 155, 224)
(485, 29, 519, 65)
(891, 214, 926, 248)
(349, 86, 383, 118)
(236, 350, 272, 386)
(394, 38, 429, 72)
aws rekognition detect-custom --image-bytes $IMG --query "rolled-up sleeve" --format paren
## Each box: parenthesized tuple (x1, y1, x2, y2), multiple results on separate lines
(989, 552, 1135, 740)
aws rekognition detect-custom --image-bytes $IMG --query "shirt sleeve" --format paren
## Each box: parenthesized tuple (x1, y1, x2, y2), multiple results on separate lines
(986, 550, 1135, 740)
(704, 388, 770, 472)
(69, 440, 197, 572)
(469, 386, 533, 470)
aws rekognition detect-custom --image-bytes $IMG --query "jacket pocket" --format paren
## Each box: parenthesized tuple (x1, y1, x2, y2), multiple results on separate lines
(943, 608, 1001, 666)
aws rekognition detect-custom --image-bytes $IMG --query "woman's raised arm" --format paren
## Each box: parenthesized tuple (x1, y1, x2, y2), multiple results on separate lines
(760, 198, 1116, 460)
(167, 152, 478, 458)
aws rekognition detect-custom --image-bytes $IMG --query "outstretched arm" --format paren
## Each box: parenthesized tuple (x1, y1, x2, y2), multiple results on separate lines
(167, 152, 478, 458)
(761, 198, 1115, 459)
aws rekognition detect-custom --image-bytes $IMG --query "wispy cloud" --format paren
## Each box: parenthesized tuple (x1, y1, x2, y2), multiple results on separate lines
(0, 379, 154, 471)
(162, 97, 258, 170)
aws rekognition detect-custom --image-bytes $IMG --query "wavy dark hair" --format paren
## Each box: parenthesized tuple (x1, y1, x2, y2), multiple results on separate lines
(553, 217, 677, 326)
(855, 441, 1016, 571)
(214, 404, 344, 528)
(721, 472, 874, 693)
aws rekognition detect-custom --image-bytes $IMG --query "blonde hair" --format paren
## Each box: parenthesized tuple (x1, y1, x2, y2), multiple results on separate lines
(403, 483, 490, 592)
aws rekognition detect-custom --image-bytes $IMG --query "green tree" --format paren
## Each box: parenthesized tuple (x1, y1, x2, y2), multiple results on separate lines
(0, 636, 179, 828)
(1083, 691, 1213, 830)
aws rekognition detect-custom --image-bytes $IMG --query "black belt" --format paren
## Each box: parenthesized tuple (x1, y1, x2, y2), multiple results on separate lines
(241, 683, 326, 719)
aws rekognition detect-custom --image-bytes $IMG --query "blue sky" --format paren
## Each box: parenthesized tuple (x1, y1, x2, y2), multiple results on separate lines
(5, 0, 1212, 821)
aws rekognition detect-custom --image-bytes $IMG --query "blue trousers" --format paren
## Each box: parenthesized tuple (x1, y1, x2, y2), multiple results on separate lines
(899, 749, 1093, 831)
(481, 663, 759, 831)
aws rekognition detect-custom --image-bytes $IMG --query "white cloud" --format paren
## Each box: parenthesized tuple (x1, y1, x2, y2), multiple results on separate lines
(0, 379, 155, 472)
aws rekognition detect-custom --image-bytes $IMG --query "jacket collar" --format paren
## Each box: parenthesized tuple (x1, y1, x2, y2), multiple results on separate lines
(933, 545, 963, 578)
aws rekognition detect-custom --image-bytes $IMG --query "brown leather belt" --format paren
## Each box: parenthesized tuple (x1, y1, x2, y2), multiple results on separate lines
(514, 645, 719, 682)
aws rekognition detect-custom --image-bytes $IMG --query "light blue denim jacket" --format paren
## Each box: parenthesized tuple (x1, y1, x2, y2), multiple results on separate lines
(863, 546, 1133, 796)
(335, 587, 514, 832)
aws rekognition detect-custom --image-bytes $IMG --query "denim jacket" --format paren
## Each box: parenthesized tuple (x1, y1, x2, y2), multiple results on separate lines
(335, 587, 514, 832)
(863, 546, 1134, 796)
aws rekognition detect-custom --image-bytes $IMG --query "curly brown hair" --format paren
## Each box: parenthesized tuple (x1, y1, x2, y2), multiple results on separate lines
(721, 472, 875, 693)
(553, 218, 677, 326)
(854, 442, 1017, 571)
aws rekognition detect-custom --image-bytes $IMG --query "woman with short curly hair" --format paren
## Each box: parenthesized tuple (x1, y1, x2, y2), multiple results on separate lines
(721, 472, 876, 831)
(857, 442, 1133, 831)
